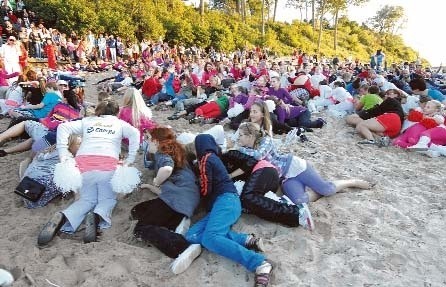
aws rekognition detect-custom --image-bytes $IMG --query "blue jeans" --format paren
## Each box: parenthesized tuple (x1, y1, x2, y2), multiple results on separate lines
(185, 193, 265, 272)
(150, 92, 172, 105)
(34, 42, 42, 59)
(171, 94, 187, 106)
(282, 163, 335, 204)
(61, 171, 117, 233)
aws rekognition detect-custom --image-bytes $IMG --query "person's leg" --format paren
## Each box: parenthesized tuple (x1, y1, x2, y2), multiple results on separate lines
(200, 193, 265, 272)
(93, 170, 118, 229)
(132, 198, 184, 231)
(61, 171, 99, 232)
(185, 214, 210, 244)
(282, 176, 308, 204)
(270, 112, 292, 134)
(2, 138, 32, 155)
(297, 110, 323, 128)
(393, 123, 426, 148)
(0, 121, 26, 143)
(241, 168, 300, 227)
(421, 127, 446, 146)
(135, 225, 191, 258)
(356, 118, 386, 140)
(345, 114, 363, 126)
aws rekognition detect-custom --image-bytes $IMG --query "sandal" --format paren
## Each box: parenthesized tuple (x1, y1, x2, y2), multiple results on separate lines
(37, 212, 65, 246)
(254, 261, 274, 287)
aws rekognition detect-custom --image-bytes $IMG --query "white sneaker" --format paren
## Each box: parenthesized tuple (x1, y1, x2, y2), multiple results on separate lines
(174, 217, 191, 236)
(418, 150, 440, 158)
(297, 203, 314, 231)
(0, 269, 14, 287)
(407, 144, 429, 151)
(170, 244, 202, 274)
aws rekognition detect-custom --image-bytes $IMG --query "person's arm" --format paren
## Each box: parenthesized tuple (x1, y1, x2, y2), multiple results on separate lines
(4, 71, 19, 79)
(237, 136, 273, 160)
(355, 96, 365, 110)
(200, 154, 214, 196)
(23, 102, 44, 109)
(153, 166, 173, 186)
(56, 120, 83, 161)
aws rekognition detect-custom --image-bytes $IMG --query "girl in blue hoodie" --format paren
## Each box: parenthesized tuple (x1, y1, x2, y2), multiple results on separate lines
(186, 134, 273, 287)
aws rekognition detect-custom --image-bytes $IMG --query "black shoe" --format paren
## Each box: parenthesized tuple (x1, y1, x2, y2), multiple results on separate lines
(168, 113, 181, 120)
(184, 113, 196, 121)
(83, 212, 100, 243)
(0, 150, 7, 157)
(37, 212, 66, 246)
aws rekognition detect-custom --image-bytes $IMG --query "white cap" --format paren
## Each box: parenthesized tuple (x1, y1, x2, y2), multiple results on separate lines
(57, 80, 68, 86)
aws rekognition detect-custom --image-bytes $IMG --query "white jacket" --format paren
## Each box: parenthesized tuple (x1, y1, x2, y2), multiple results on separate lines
(57, 115, 140, 164)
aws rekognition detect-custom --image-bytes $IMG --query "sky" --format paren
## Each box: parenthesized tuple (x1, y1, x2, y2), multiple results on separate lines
(184, 0, 443, 66)
(275, 0, 443, 66)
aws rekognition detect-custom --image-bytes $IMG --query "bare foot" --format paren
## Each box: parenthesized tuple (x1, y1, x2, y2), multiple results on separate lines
(140, 183, 161, 195)
(334, 179, 373, 193)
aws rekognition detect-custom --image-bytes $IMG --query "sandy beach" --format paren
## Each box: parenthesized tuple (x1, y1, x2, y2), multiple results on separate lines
(1, 72, 445, 287)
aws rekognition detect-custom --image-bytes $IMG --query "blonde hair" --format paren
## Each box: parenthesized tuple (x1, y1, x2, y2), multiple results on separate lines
(427, 100, 444, 115)
(122, 88, 152, 129)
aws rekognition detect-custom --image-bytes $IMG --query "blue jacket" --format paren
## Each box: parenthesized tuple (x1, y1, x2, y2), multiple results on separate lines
(195, 134, 238, 210)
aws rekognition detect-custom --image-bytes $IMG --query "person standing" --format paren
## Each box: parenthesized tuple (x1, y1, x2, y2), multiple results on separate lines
(0, 35, 21, 84)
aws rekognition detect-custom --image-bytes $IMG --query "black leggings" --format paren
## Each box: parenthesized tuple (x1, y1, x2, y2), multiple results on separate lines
(132, 198, 190, 258)
(241, 167, 300, 227)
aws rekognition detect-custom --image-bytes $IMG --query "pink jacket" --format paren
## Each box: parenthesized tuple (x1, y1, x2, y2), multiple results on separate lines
(118, 107, 156, 143)
(0, 70, 19, 86)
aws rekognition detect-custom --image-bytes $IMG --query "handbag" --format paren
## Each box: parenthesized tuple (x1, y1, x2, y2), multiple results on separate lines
(14, 176, 45, 202)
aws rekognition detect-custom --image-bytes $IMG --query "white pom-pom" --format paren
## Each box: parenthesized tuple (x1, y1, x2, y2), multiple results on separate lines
(110, 165, 141, 194)
(264, 100, 276, 112)
(234, 180, 245, 196)
(227, 103, 245, 118)
(177, 132, 197, 145)
(0, 268, 14, 287)
(53, 159, 82, 194)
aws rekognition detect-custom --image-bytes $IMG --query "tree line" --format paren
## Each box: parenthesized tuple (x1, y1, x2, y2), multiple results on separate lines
(25, 0, 422, 65)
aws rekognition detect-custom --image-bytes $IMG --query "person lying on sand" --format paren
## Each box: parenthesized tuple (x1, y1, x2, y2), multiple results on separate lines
(235, 122, 372, 205)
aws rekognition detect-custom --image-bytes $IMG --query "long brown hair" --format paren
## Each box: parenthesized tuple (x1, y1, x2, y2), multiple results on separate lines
(149, 127, 186, 169)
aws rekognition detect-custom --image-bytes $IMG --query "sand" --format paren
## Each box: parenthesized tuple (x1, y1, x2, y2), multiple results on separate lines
(1, 72, 445, 287)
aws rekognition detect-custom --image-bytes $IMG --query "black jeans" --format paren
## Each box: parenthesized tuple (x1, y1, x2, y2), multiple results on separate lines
(241, 167, 300, 227)
(287, 110, 322, 129)
(132, 198, 190, 258)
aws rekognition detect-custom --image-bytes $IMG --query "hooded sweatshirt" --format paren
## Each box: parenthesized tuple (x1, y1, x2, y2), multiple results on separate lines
(195, 134, 238, 211)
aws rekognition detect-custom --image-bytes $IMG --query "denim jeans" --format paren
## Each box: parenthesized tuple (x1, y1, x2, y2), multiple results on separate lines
(171, 94, 187, 106)
(34, 42, 42, 59)
(282, 163, 335, 204)
(61, 171, 117, 233)
(150, 92, 172, 105)
(185, 192, 265, 272)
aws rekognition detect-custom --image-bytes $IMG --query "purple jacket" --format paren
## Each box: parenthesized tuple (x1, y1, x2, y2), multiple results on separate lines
(275, 105, 307, 124)
(268, 87, 294, 104)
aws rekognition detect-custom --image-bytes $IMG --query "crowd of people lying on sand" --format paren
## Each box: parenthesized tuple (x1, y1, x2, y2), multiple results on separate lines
(1, 17, 446, 285)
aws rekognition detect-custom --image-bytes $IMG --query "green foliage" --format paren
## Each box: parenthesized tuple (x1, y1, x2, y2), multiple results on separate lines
(24, 0, 426, 64)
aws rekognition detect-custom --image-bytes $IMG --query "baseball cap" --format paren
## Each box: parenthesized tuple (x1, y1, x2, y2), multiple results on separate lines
(57, 80, 68, 86)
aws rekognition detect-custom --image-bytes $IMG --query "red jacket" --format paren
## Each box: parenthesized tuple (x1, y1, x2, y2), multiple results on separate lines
(141, 77, 161, 98)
